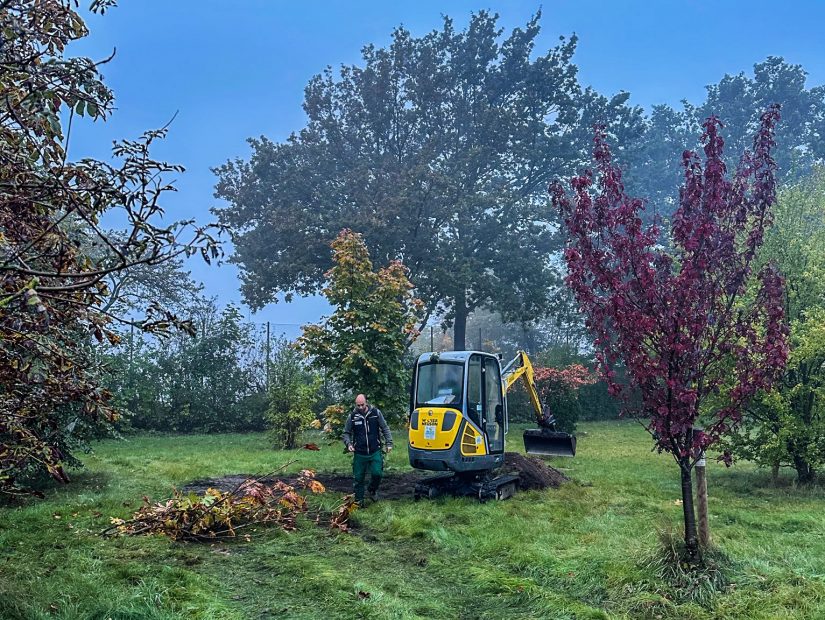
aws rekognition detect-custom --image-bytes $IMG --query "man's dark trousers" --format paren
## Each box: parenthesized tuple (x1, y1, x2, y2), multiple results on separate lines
(353, 451, 383, 504)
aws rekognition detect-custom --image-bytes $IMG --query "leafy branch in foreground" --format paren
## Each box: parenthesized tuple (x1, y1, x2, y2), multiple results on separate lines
(0, 1, 222, 496)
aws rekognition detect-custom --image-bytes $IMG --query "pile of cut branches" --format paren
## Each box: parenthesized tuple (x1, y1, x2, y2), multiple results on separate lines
(104, 469, 325, 541)
(329, 495, 357, 532)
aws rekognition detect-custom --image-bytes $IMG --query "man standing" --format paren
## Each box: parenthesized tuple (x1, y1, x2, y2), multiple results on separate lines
(342, 394, 393, 505)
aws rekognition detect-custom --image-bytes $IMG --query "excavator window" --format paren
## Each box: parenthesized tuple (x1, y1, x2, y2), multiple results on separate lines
(416, 362, 463, 407)
(467, 355, 483, 425)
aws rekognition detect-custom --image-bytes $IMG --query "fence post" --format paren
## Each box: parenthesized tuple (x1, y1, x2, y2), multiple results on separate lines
(265, 321, 271, 391)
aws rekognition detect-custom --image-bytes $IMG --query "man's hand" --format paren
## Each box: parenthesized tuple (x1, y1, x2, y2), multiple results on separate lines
(386, 446, 393, 454)
(348, 444, 355, 452)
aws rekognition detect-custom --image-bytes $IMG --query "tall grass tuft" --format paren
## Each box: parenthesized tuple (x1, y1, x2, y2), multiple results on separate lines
(640, 522, 733, 607)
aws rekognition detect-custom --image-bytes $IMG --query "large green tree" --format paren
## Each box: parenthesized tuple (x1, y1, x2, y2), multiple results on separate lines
(628, 57, 825, 220)
(214, 11, 643, 350)
(723, 168, 825, 484)
(107, 299, 267, 433)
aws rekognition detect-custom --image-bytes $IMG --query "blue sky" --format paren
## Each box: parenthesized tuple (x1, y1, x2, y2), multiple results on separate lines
(68, 1, 825, 338)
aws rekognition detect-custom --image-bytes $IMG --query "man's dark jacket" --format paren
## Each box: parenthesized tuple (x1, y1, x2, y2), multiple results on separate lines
(342, 406, 393, 455)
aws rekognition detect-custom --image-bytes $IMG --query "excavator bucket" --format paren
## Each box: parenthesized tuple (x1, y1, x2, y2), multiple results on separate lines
(523, 429, 577, 457)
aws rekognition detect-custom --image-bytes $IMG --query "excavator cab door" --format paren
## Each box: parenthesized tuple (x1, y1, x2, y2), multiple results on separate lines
(483, 356, 505, 453)
(466, 354, 505, 453)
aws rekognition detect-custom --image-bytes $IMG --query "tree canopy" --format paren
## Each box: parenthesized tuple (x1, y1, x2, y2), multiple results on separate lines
(628, 57, 825, 219)
(214, 11, 643, 349)
(724, 168, 825, 484)
(298, 229, 422, 429)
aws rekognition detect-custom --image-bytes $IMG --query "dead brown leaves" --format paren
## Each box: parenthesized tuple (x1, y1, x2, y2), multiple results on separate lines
(104, 469, 328, 542)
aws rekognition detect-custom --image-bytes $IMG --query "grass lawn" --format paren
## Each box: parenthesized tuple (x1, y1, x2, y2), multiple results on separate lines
(1, 421, 824, 619)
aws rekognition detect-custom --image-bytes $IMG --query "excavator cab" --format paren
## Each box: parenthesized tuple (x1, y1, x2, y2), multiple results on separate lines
(408, 351, 507, 475)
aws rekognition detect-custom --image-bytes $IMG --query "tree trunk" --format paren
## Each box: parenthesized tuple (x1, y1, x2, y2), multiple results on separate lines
(793, 454, 816, 485)
(771, 461, 780, 484)
(790, 391, 817, 485)
(679, 459, 701, 564)
(453, 293, 468, 351)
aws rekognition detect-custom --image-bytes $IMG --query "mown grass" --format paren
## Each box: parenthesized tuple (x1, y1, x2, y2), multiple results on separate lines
(1, 422, 823, 619)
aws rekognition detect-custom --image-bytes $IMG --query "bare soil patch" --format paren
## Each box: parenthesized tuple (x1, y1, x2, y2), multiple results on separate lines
(502, 452, 570, 490)
(182, 453, 568, 498)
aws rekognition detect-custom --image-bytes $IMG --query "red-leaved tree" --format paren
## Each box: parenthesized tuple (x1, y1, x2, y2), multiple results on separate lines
(534, 364, 596, 395)
(550, 106, 789, 561)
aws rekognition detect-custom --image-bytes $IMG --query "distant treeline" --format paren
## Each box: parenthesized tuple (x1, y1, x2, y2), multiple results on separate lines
(105, 298, 625, 435)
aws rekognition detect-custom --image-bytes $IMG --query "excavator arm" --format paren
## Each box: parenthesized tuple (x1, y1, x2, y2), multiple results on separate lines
(502, 351, 554, 429)
(501, 351, 577, 457)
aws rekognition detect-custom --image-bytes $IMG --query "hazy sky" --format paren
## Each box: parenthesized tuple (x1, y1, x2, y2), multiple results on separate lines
(68, 1, 825, 338)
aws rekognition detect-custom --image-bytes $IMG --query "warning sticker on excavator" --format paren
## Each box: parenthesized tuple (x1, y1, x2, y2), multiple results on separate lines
(424, 425, 436, 440)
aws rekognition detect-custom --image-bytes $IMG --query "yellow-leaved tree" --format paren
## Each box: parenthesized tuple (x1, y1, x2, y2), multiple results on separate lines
(298, 230, 423, 435)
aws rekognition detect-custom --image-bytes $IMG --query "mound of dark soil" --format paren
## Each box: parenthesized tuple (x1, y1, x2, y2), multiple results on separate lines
(502, 452, 569, 490)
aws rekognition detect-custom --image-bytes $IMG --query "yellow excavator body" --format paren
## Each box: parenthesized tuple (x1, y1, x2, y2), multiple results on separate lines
(407, 350, 575, 488)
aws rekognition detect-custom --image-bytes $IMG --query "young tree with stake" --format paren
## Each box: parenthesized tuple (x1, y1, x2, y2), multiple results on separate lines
(551, 106, 789, 563)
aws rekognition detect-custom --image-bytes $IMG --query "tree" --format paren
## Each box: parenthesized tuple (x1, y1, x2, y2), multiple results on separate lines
(629, 57, 825, 220)
(298, 230, 422, 431)
(624, 103, 700, 220)
(267, 338, 320, 449)
(99, 251, 204, 317)
(551, 108, 789, 562)
(724, 169, 825, 484)
(509, 362, 595, 431)
(0, 1, 220, 495)
(114, 300, 266, 433)
(214, 11, 643, 350)
(700, 58, 825, 177)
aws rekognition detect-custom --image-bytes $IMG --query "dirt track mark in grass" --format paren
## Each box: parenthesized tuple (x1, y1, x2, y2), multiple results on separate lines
(181, 452, 569, 500)
(181, 470, 431, 499)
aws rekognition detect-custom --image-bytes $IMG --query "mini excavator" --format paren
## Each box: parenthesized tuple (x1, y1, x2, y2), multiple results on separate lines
(408, 350, 576, 500)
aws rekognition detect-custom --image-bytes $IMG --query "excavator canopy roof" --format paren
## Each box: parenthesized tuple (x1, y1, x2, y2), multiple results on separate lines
(416, 351, 498, 365)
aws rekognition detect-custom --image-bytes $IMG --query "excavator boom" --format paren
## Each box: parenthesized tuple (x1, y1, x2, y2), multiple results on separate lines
(502, 351, 577, 458)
